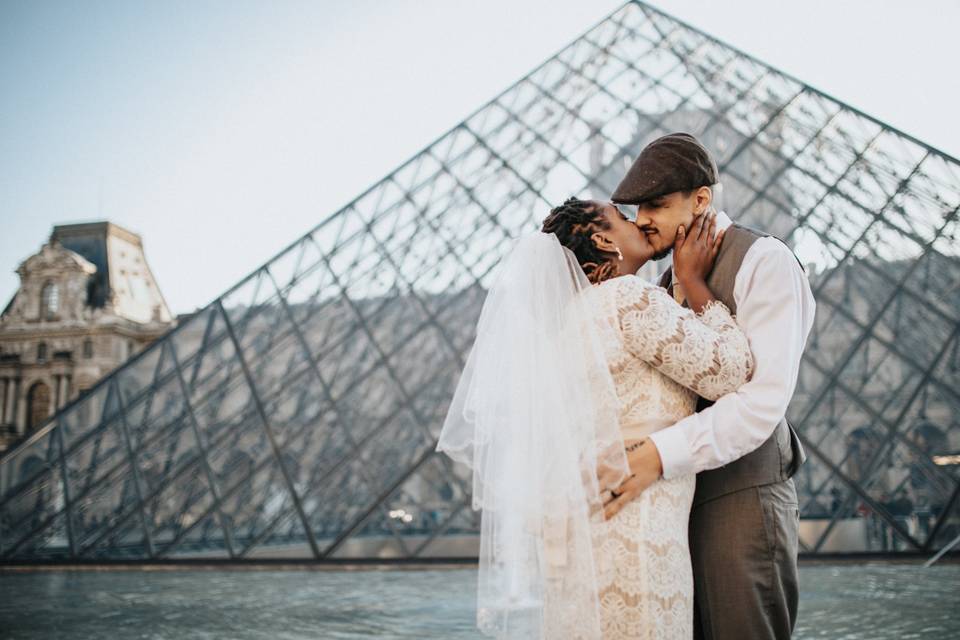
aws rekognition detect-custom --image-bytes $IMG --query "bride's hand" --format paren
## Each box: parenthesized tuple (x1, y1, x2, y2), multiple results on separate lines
(672, 210, 724, 286)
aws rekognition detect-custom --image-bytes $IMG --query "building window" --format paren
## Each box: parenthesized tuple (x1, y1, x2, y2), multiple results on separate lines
(83, 339, 94, 359)
(37, 342, 47, 361)
(40, 281, 59, 319)
(27, 381, 51, 431)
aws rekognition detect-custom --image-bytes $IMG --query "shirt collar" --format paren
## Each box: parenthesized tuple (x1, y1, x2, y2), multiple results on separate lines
(715, 209, 733, 231)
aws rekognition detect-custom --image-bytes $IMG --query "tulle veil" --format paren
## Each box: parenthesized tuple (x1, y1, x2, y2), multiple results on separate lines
(437, 231, 629, 639)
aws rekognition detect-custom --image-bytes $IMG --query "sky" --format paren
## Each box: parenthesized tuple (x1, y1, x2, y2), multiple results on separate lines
(1, 0, 957, 315)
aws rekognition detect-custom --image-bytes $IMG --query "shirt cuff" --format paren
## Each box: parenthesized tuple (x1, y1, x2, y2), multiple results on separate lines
(648, 424, 696, 479)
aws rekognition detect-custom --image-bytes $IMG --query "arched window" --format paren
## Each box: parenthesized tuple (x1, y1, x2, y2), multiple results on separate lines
(40, 281, 59, 320)
(27, 381, 51, 431)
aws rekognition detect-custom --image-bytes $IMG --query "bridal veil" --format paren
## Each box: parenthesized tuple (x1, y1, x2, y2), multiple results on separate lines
(437, 232, 629, 639)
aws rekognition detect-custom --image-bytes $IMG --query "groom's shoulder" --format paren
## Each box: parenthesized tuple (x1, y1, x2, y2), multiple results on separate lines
(731, 224, 804, 273)
(728, 222, 774, 244)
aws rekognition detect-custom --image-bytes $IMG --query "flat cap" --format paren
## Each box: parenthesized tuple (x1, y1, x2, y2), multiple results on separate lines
(611, 132, 718, 204)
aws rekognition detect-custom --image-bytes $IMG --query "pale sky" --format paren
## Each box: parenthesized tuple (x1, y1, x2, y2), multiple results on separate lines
(1, 0, 957, 315)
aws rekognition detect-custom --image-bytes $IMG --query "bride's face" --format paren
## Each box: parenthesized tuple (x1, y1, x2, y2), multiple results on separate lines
(593, 202, 656, 271)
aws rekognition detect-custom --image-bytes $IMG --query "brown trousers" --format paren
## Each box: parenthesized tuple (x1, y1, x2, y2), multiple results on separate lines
(690, 478, 801, 640)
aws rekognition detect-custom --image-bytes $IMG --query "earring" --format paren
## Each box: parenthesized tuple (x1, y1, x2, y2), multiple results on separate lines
(616, 247, 624, 261)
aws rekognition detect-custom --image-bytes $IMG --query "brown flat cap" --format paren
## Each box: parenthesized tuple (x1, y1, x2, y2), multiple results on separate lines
(611, 132, 718, 204)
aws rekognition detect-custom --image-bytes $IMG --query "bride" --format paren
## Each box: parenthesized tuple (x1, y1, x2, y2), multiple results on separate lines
(437, 197, 753, 639)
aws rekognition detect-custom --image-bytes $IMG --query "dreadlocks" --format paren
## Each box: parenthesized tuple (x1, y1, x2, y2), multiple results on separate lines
(541, 197, 618, 284)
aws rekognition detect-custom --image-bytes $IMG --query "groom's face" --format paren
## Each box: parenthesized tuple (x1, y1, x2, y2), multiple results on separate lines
(634, 190, 699, 260)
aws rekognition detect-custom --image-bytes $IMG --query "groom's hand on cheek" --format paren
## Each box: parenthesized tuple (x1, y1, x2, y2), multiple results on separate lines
(602, 439, 663, 521)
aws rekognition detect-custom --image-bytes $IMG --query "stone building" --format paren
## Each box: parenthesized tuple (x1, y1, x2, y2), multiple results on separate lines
(0, 221, 175, 451)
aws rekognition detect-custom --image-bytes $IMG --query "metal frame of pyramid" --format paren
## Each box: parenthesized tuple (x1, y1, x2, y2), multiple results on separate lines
(2, 1, 958, 562)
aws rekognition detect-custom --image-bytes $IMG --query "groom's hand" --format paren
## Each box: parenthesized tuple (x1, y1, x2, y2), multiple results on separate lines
(601, 438, 663, 520)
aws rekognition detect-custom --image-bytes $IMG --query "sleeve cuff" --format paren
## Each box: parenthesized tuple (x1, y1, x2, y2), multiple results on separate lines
(648, 424, 696, 479)
(697, 298, 733, 326)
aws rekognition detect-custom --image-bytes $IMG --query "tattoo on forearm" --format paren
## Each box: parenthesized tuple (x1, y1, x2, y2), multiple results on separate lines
(626, 441, 645, 453)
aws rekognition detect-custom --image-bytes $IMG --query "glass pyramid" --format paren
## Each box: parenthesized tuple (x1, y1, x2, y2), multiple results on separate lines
(2, 1, 958, 561)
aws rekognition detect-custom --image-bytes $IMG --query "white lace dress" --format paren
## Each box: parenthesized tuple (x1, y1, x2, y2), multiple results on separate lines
(590, 274, 754, 640)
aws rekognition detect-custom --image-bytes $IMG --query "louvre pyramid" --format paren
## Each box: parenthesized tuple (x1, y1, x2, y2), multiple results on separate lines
(2, 1, 959, 561)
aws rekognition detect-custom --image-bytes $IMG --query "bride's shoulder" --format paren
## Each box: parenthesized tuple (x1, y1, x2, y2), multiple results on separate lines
(603, 273, 658, 294)
(603, 274, 666, 304)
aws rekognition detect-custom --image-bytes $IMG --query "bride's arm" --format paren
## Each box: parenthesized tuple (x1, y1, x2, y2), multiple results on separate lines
(615, 276, 754, 400)
(671, 211, 721, 314)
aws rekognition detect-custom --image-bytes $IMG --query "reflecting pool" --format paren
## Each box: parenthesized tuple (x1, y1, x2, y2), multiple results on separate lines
(1, 564, 957, 639)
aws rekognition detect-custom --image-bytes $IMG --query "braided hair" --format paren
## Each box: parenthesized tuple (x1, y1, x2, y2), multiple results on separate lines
(541, 197, 618, 284)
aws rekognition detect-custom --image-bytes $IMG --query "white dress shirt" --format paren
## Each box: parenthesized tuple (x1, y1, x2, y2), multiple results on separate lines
(647, 211, 817, 478)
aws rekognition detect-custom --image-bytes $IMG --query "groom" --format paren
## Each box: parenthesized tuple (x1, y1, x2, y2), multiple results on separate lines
(605, 133, 816, 639)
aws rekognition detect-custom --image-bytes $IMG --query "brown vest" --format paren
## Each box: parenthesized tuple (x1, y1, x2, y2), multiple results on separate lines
(659, 224, 807, 507)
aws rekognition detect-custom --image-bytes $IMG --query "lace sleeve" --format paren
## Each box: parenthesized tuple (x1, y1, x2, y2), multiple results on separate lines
(614, 276, 754, 400)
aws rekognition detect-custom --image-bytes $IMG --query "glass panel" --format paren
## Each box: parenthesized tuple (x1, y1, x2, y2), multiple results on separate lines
(0, 428, 59, 502)
(348, 454, 476, 559)
(4, 511, 72, 560)
(142, 460, 221, 557)
(0, 458, 66, 557)
(70, 462, 142, 553)
(243, 508, 313, 559)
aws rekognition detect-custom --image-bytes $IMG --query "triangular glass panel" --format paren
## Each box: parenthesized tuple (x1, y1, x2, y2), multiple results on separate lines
(242, 507, 314, 559)
(4, 511, 73, 561)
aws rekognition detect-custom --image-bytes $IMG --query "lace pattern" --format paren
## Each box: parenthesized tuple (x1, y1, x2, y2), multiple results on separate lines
(582, 275, 754, 639)
(593, 474, 695, 640)
(614, 277, 753, 402)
